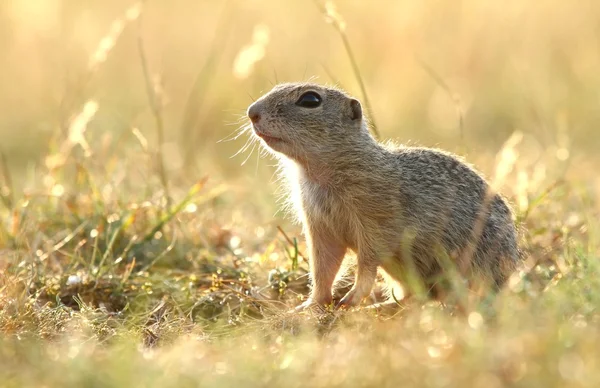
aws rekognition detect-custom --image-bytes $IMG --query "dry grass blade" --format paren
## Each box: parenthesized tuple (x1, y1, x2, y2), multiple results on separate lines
(138, 178, 209, 244)
(180, 1, 233, 166)
(277, 225, 307, 263)
(0, 150, 13, 210)
(136, 2, 171, 208)
(415, 55, 466, 147)
(39, 221, 90, 262)
(313, 0, 380, 139)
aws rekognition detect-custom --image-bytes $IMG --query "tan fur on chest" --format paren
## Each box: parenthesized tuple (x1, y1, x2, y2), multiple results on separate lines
(298, 178, 358, 250)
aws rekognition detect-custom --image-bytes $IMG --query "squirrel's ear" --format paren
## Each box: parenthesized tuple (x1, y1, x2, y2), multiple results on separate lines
(349, 98, 362, 121)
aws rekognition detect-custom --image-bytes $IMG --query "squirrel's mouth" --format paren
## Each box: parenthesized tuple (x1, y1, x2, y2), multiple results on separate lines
(253, 129, 285, 145)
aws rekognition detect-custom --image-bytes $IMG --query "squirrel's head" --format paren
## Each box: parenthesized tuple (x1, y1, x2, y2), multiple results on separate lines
(246, 82, 368, 163)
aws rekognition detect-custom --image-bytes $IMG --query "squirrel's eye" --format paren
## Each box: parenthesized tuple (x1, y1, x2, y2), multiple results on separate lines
(295, 91, 322, 108)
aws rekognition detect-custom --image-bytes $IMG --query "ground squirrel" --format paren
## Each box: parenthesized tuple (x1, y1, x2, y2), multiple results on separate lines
(246, 82, 520, 309)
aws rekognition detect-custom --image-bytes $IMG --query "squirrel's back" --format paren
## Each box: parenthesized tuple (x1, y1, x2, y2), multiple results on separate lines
(388, 146, 520, 287)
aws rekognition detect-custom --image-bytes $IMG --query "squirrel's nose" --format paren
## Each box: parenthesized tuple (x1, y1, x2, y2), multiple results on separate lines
(247, 104, 261, 124)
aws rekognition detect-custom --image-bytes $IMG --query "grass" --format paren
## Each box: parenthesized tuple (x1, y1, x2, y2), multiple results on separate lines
(1, 0, 600, 387)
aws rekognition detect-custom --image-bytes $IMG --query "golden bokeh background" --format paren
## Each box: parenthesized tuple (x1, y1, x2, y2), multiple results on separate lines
(1, 0, 598, 191)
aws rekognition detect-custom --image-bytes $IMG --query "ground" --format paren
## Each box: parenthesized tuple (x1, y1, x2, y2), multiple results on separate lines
(1, 1, 600, 387)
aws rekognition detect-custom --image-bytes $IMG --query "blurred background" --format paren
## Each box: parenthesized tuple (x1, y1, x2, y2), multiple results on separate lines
(1, 0, 599, 203)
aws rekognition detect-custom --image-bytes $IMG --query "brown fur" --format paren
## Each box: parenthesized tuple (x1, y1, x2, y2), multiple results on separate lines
(246, 82, 521, 309)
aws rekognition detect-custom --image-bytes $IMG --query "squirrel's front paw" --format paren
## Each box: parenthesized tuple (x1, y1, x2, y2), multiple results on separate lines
(336, 288, 365, 309)
(294, 296, 334, 313)
(295, 298, 316, 312)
